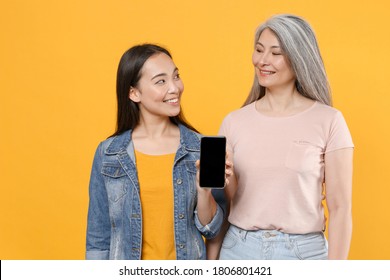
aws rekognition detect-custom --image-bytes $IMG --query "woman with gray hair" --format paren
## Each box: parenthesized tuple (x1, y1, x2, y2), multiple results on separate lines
(217, 14, 354, 260)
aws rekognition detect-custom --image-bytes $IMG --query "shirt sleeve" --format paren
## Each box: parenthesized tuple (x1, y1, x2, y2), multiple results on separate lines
(325, 111, 354, 153)
(194, 204, 224, 239)
(218, 114, 234, 156)
(86, 142, 111, 260)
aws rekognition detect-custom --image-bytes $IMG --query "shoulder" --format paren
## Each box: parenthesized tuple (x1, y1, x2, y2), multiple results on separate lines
(179, 124, 201, 151)
(300, 102, 349, 127)
(98, 130, 132, 155)
(179, 124, 201, 139)
(309, 102, 353, 140)
(312, 102, 343, 118)
(222, 102, 255, 124)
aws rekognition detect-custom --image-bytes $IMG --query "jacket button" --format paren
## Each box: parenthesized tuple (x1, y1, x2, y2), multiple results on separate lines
(179, 214, 185, 219)
(176, 178, 183, 185)
(179, 244, 185, 249)
(132, 214, 140, 218)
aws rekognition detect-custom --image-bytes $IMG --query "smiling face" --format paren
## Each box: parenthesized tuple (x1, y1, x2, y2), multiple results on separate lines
(252, 28, 296, 92)
(129, 52, 184, 119)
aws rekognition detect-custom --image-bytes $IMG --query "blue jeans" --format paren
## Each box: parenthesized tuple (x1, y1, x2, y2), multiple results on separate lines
(219, 225, 328, 260)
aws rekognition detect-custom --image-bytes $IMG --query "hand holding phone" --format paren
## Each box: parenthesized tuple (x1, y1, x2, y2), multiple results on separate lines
(199, 136, 226, 188)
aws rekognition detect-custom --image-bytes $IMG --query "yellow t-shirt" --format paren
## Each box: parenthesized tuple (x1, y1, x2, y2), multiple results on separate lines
(135, 150, 176, 260)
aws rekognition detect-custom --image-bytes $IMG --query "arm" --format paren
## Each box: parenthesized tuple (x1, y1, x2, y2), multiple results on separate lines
(86, 143, 111, 260)
(194, 159, 233, 241)
(195, 159, 233, 225)
(324, 147, 354, 259)
(206, 153, 238, 260)
(195, 181, 217, 227)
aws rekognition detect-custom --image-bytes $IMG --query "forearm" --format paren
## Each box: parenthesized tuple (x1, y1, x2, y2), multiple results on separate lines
(327, 207, 352, 259)
(196, 190, 217, 226)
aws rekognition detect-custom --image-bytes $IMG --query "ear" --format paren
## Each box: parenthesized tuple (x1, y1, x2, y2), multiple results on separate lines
(129, 87, 141, 103)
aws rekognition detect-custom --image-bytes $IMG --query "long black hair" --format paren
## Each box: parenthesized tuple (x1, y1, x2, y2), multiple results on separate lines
(110, 44, 198, 137)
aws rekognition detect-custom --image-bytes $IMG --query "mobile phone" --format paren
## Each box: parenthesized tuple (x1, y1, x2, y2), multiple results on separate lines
(199, 136, 226, 188)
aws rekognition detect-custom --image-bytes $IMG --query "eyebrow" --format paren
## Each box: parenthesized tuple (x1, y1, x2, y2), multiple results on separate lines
(151, 67, 179, 80)
(256, 42, 281, 49)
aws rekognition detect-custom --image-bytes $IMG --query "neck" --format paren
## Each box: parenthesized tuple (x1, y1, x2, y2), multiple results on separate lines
(132, 115, 180, 155)
(134, 115, 176, 139)
(263, 86, 300, 112)
(256, 85, 315, 117)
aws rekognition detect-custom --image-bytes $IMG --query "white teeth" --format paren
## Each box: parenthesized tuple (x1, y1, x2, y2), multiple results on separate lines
(260, 70, 275, 75)
(164, 98, 178, 103)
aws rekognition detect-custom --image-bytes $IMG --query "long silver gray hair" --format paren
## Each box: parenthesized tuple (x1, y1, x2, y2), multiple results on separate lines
(243, 14, 332, 106)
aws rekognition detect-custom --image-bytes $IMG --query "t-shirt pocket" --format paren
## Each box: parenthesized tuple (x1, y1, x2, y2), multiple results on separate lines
(285, 141, 323, 173)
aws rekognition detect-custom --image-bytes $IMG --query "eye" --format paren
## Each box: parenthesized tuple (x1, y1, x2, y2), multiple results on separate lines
(155, 79, 166, 85)
(255, 48, 263, 53)
(272, 52, 282, 55)
(174, 73, 181, 80)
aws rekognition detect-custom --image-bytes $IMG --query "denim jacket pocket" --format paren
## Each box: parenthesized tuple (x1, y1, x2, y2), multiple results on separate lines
(101, 163, 128, 202)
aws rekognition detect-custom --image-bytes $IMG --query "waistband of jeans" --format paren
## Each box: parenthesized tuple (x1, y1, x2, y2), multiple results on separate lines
(229, 224, 324, 241)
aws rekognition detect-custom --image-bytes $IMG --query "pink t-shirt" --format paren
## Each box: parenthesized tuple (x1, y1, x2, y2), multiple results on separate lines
(219, 101, 354, 234)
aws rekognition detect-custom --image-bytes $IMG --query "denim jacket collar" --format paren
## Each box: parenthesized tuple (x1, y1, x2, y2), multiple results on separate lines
(104, 123, 200, 156)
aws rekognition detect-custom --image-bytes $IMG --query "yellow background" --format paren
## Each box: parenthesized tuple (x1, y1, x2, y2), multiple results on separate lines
(1, 0, 389, 259)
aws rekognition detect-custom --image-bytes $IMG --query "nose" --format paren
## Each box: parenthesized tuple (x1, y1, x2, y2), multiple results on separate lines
(253, 51, 270, 67)
(167, 79, 182, 94)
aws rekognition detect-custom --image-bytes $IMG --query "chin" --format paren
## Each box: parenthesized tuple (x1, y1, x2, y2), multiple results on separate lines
(169, 111, 181, 117)
(258, 79, 274, 88)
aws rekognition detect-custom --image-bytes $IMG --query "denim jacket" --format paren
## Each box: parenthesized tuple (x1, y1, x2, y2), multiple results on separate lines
(86, 124, 226, 260)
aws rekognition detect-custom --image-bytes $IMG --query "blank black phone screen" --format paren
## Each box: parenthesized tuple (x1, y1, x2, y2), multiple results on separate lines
(199, 136, 226, 188)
